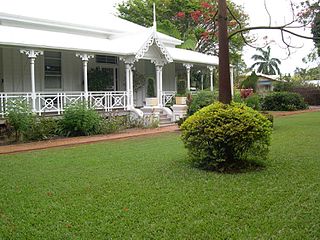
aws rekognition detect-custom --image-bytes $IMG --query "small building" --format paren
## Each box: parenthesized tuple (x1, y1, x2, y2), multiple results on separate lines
(256, 74, 280, 93)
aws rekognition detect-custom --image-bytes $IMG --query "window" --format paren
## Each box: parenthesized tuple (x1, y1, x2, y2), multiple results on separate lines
(44, 51, 62, 89)
(95, 55, 118, 64)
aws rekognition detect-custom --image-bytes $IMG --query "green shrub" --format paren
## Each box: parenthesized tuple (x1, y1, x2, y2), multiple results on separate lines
(244, 94, 261, 111)
(181, 102, 272, 172)
(260, 111, 274, 127)
(147, 77, 156, 97)
(6, 99, 34, 141)
(187, 91, 215, 116)
(240, 72, 258, 92)
(261, 92, 308, 111)
(59, 102, 103, 136)
(27, 117, 59, 141)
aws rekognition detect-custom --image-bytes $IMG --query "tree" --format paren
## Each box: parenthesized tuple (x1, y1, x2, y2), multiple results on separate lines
(297, 0, 320, 55)
(293, 66, 320, 80)
(117, 0, 249, 66)
(119, 0, 320, 104)
(250, 46, 282, 75)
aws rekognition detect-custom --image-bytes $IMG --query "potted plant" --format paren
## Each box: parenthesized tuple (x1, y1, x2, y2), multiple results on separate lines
(145, 77, 158, 107)
(175, 79, 187, 105)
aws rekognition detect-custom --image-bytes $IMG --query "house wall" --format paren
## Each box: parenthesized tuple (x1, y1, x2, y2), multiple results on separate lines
(0, 48, 3, 91)
(0, 46, 176, 107)
(163, 63, 176, 91)
(1, 47, 84, 92)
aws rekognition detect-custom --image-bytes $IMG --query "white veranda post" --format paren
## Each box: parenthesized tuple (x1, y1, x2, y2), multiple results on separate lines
(230, 66, 234, 96)
(156, 65, 163, 107)
(129, 65, 134, 108)
(183, 63, 193, 91)
(76, 53, 94, 100)
(208, 66, 214, 92)
(125, 63, 132, 108)
(20, 49, 43, 112)
(201, 73, 204, 90)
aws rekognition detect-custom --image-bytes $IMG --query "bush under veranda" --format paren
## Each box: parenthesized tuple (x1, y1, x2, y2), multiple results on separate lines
(181, 102, 272, 172)
(3, 101, 159, 143)
(59, 102, 103, 136)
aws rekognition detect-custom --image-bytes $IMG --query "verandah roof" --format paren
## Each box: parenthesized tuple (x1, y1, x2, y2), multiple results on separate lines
(0, 16, 218, 66)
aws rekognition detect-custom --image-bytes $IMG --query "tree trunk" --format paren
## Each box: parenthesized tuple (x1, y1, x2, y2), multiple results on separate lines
(218, 0, 232, 104)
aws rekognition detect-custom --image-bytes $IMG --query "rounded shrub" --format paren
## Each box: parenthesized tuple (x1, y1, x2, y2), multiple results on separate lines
(244, 94, 261, 111)
(181, 102, 273, 171)
(261, 92, 308, 111)
(187, 91, 216, 116)
(59, 102, 103, 136)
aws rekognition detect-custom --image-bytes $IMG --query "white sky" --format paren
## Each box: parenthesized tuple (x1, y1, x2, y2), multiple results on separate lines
(0, 0, 317, 74)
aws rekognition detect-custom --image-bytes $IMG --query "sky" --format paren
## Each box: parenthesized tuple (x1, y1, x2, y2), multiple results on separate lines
(1, 0, 317, 74)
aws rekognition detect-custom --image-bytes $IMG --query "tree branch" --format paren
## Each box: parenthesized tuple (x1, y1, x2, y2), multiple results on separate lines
(228, 25, 320, 40)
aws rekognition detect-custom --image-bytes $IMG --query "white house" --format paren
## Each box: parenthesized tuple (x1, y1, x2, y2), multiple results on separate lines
(0, 7, 220, 121)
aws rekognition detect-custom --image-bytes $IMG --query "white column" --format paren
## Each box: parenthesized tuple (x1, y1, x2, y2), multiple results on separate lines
(208, 66, 214, 92)
(20, 49, 43, 112)
(230, 66, 234, 96)
(201, 73, 204, 90)
(155, 65, 163, 107)
(76, 53, 94, 100)
(125, 63, 132, 108)
(129, 65, 134, 108)
(183, 63, 193, 91)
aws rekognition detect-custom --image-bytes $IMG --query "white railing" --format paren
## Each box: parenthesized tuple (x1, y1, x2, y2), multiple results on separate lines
(0, 91, 128, 117)
(162, 91, 176, 106)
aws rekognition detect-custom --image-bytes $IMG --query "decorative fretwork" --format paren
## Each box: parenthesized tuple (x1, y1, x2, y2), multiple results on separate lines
(135, 32, 173, 64)
(162, 91, 176, 106)
(0, 91, 128, 117)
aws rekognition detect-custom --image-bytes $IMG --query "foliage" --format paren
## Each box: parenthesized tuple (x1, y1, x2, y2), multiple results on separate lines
(59, 102, 104, 136)
(293, 66, 320, 81)
(133, 70, 146, 92)
(240, 71, 258, 91)
(260, 111, 274, 127)
(146, 77, 156, 97)
(181, 102, 272, 171)
(297, 0, 320, 56)
(176, 79, 187, 96)
(187, 90, 215, 116)
(261, 92, 308, 111)
(273, 81, 296, 92)
(117, 0, 249, 65)
(5, 99, 34, 141)
(250, 46, 281, 75)
(26, 117, 59, 141)
(243, 94, 261, 111)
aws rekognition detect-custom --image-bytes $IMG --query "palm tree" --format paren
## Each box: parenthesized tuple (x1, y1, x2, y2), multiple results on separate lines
(250, 46, 281, 75)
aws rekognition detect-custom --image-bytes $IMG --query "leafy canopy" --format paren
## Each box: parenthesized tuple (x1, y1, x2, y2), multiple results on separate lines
(250, 46, 282, 75)
(117, 0, 249, 66)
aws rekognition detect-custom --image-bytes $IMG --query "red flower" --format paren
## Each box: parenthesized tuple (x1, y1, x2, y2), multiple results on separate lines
(201, 2, 212, 9)
(191, 10, 202, 22)
(201, 31, 209, 40)
(176, 11, 185, 19)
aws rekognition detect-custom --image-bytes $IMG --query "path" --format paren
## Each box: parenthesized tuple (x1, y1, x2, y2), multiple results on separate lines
(0, 125, 179, 155)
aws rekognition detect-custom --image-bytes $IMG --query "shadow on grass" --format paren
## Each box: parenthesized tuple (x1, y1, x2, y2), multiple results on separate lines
(193, 159, 267, 174)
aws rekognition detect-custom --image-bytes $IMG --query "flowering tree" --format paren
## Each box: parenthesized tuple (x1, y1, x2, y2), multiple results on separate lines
(118, 0, 320, 104)
(117, 0, 248, 67)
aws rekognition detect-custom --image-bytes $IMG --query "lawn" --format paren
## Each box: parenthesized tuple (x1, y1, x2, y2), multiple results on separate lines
(0, 112, 319, 239)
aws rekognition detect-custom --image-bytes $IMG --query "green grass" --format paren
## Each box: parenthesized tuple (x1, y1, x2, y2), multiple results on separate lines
(0, 112, 320, 239)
